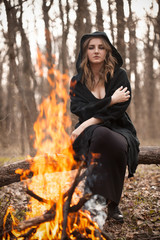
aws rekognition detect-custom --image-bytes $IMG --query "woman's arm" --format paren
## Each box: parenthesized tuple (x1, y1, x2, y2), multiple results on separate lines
(71, 117, 102, 142)
(71, 85, 130, 141)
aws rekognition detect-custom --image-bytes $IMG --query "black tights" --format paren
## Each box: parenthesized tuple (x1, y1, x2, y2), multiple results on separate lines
(85, 126, 128, 205)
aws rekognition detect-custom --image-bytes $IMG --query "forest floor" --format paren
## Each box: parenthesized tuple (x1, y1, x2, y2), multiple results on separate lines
(103, 165, 160, 240)
(0, 160, 160, 240)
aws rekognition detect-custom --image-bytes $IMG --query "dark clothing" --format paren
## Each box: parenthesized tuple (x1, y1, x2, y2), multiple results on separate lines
(70, 68, 139, 177)
(86, 126, 127, 204)
(70, 31, 140, 203)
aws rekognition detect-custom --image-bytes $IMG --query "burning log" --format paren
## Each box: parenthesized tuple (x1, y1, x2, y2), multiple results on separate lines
(19, 228, 37, 239)
(0, 146, 160, 188)
(0, 154, 79, 188)
(2, 161, 112, 240)
(16, 212, 56, 232)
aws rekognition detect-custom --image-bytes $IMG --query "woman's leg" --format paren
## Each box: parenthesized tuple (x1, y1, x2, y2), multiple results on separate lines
(85, 126, 128, 220)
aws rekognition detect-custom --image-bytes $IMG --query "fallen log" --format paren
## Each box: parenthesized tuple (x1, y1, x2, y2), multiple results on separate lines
(0, 155, 79, 188)
(138, 146, 160, 164)
(0, 146, 159, 188)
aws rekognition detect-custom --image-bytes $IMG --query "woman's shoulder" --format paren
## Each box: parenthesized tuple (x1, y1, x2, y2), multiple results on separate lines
(114, 67, 127, 75)
(113, 67, 128, 81)
(109, 67, 130, 88)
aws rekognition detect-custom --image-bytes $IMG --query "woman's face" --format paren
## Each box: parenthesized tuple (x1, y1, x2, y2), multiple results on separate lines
(87, 38, 107, 65)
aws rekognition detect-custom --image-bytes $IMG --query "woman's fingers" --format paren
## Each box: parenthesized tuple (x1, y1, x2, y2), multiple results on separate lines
(70, 132, 76, 142)
(121, 86, 128, 92)
(120, 87, 130, 97)
(125, 90, 130, 96)
(119, 87, 130, 102)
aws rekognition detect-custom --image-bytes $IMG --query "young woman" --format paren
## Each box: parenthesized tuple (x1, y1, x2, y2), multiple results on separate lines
(70, 31, 139, 223)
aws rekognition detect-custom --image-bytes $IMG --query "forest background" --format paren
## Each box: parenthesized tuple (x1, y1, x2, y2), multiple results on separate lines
(0, 0, 159, 158)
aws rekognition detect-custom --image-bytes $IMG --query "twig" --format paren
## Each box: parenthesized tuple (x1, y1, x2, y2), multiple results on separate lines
(69, 193, 92, 213)
(61, 161, 85, 240)
(100, 229, 113, 240)
(26, 188, 51, 204)
(15, 212, 56, 232)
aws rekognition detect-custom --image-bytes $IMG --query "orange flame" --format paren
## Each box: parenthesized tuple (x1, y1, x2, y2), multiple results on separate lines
(3, 50, 105, 240)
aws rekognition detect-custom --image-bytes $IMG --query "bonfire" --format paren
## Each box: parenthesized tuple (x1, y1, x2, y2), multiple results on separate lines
(2, 50, 112, 240)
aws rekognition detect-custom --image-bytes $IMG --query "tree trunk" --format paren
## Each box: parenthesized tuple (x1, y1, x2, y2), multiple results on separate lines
(18, 1, 38, 156)
(95, 0, 104, 31)
(144, 23, 156, 139)
(155, 0, 160, 64)
(0, 146, 159, 188)
(74, 0, 92, 61)
(108, 0, 115, 45)
(5, 69, 16, 145)
(115, 0, 126, 69)
(42, 0, 54, 95)
(42, 0, 54, 67)
(59, 0, 69, 73)
(4, 0, 38, 156)
(127, 0, 141, 127)
(0, 54, 7, 148)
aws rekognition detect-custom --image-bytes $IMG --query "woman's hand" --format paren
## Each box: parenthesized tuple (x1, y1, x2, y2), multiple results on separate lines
(111, 86, 130, 105)
(71, 124, 85, 142)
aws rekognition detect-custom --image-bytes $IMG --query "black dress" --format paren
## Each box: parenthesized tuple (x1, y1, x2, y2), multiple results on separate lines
(70, 31, 140, 204)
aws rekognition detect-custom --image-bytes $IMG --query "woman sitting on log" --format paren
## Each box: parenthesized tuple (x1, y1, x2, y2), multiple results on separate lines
(69, 31, 140, 223)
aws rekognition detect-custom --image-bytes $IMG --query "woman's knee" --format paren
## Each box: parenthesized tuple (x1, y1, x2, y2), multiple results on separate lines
(90, 126, 128, 154)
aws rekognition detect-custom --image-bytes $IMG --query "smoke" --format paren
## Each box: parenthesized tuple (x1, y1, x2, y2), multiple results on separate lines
(83, 194, 107, 229)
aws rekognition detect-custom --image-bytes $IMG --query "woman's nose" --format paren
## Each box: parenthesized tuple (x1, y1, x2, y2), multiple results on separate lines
(95, 47, 99, 53)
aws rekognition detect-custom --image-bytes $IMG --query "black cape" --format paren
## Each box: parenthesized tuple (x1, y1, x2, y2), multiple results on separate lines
(70, 32, 140, 177)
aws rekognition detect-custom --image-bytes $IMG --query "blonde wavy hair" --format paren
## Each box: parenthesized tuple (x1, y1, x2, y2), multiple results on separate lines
(80, 37, 117, 90)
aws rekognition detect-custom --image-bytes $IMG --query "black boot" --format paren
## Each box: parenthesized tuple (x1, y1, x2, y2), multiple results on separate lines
(108, 201, 124, 223)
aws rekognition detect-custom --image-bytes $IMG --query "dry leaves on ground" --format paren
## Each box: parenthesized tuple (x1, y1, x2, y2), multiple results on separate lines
(104, 164, 160, 240)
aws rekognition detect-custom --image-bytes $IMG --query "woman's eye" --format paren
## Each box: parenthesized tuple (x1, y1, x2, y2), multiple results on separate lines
(88, 45, 105, 50)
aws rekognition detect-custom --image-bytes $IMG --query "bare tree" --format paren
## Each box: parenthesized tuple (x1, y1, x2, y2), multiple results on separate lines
(155, 0, 160, 64)
(115, 0, 126, 69)
(0, 52, 7, 148)
(42, 0, 54, 95)
(5, 69, 16, 144)
(95, 0, 104, 31)
(144, 22, 157, 139)
(4, 0, 38, 156)
(127, 0, 141, 127)
(42, 0, 54, 66)
(74, 0, 92, 61)
(59, 0, 70, 73)
(108, 0, 115, 45)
